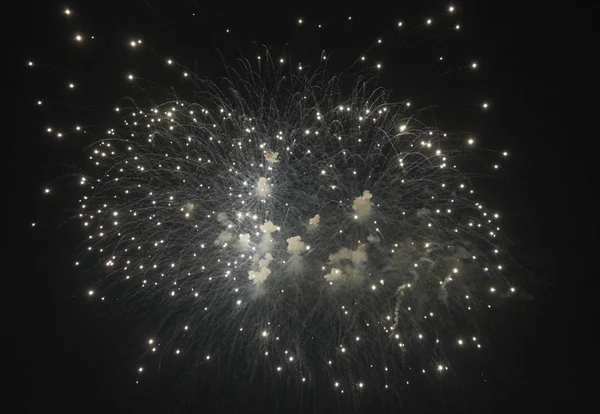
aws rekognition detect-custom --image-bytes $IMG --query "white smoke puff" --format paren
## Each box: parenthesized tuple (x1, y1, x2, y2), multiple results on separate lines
(248, 267, 271, 284)
(183, 202, 194, 217)
(331, 248, 354, 263)
(214, 230, 233, 246)
(258, 253, 274, 269)
(367, 234, 380, 244)
(352, 244, 368, 264)
(248, 253, 274, 284)
(308, 214, 320, 231)
(238, 233, 250, 249)
(286, 236, 306, 254)
(328, 247, 351, 263)
(260, 221, 278, 234)
(257, 177, 271, 197)
(265, 151, 279, 163)
(286, 236, 306, 273)
(327, 245, 368, 282)
(259, 220, 278, 253)
(352, 190, 373, 220)
(325, 268, 343, 282)
(217, 212, 229, 224)
(328, 244, 368, 266)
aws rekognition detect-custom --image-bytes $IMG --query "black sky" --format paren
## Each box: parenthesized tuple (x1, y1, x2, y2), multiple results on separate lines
(8, 0, 593, 412)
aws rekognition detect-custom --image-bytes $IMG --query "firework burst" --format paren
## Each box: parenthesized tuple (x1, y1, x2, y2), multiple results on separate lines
(31, 2, 516, 405)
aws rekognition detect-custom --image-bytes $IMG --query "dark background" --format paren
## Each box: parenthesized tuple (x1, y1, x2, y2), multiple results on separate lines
(8, 0, 592, 412)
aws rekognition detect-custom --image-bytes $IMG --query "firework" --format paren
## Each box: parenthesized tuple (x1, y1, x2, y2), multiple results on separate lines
(32, 3, 515, 404)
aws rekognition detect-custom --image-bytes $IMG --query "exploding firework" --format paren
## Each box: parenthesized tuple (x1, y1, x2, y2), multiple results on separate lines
(31, 2, 517, 405)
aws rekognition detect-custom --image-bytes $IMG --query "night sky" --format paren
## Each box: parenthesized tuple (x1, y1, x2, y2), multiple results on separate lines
(8, 0, 592, 413)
